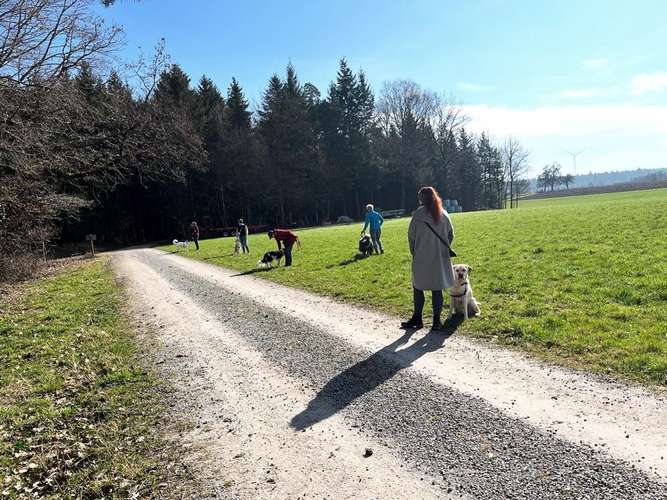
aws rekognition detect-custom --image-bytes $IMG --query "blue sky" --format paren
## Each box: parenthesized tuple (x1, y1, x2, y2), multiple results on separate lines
(100, 0, 667, 175)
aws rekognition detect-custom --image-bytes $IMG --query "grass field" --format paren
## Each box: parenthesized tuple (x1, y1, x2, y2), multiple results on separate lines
(161, 189, 667, 385)
(0, 260, 194, 497)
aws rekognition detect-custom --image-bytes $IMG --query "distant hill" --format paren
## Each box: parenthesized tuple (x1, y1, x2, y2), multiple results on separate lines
(529, 167, 667, 192)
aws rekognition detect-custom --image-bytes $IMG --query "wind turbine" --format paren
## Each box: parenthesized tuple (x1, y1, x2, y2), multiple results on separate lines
(565, 149, 584, 176)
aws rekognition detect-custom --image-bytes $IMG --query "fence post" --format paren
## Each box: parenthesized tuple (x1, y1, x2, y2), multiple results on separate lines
(85, 234, 97, 258)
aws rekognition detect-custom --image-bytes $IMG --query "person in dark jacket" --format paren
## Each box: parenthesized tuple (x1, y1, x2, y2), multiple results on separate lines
(190, 221, 200, 251)
(237, 219, 249, 253)
(268, 229, 299, 266)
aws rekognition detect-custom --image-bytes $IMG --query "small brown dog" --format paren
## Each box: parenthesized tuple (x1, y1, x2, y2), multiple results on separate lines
(448, 264, 480, 320)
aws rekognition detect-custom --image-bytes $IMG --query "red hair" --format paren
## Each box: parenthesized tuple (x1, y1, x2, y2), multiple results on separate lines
(418, 186, 443, 224)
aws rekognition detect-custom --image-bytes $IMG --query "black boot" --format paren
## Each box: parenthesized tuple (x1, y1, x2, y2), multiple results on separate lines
(400, 316, 423, 329)
(432, 316, 444, 330)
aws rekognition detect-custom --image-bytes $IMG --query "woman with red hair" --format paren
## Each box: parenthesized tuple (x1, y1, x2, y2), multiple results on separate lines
(401, 186, 455, 330)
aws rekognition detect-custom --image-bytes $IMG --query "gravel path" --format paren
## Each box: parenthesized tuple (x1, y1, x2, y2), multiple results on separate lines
(114, 248, 667, 499)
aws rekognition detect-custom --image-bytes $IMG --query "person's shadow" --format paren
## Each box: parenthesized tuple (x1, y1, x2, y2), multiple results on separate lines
(327, 254, 368, 268)
(229, 267, 273, 277)
(290, 316, 463, 430)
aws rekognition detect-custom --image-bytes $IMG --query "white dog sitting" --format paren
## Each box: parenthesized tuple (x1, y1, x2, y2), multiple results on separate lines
(448, 264, 480, 320)
(233, 236, 241, 255)
(173, 239, 190, 252)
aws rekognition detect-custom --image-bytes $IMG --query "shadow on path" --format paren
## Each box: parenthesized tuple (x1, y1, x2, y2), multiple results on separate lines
(230, 267, 274, 277)
(290, 316, 463, 430)
(202, 254, 235, 260)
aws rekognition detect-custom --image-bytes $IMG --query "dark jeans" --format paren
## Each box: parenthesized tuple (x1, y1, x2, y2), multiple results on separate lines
(192, 235, 199, 250)
(412, 287, 443, 321)
(239, 235, 249, 253)
(283, 243, 293, 266)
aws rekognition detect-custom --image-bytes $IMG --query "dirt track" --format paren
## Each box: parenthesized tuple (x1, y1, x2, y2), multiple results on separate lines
(113, 248, 667, 499)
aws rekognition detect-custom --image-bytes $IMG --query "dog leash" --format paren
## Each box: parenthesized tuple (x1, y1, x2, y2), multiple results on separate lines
(423, 221, 457, 257)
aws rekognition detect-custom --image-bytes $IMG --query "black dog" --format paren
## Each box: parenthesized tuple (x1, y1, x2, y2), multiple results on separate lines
(258, 250, 284, 267)
(359, 234, 373, 256)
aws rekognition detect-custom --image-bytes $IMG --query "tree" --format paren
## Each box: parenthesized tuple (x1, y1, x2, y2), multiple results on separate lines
(193, 75, 226, 224)
(477, 132, 504, 209)
(319, 59, 377, 218)
(537, 168, 549, 192)
(0, 0, 122, 86)
(433, 96, 467, 203)
(258, 65, 319, 225)
(1, 0, 122, 272)
(562, 173, 575, 189)
(376, 79, 439, 209)
(513, 178, 531, 206)
(456, 128, 481, 211)
(224, 77, 257, 222)
(547, 163, 562, 191)
(500, 138, 530, 208)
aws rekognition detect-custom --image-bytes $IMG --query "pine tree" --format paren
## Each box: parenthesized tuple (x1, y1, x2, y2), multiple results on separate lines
(194, 75, 226, 224)
(224, 78, 256, 222)
(321, 59, 377, 217)
(258, 66, 319, 225)
(226, 78, 251, 130)
(477, 132, 505, 209)
(456, 128, 482, 211)
(154, 64, 193, 108)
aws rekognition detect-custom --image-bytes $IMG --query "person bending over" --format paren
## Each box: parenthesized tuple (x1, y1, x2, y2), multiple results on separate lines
(268, 229, 299, 266)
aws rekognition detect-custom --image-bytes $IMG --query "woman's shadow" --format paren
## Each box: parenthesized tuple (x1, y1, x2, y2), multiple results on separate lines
(290, 316, 463, 430)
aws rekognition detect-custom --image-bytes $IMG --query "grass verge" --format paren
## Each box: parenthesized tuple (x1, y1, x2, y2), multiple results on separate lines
(0, 259, 195, 498)
(160, 189, 667, 386)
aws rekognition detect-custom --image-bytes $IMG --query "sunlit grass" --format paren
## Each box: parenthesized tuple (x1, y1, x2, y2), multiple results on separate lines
(0, 260, 196, 497)
(160, 189, 667, 385)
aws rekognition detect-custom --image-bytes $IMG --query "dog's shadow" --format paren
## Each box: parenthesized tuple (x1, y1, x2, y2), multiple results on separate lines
(230, 267, 275, 277)
(332, 253, 370, 268)
(201, 254, 236, 260)
(290, 316, 463, 430)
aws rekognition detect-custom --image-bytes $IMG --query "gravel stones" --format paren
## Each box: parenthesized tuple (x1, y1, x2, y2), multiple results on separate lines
(140, 253, 667, 499)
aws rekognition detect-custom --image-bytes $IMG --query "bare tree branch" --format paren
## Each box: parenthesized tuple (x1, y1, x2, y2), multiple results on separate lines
(0, 0, 122, 87)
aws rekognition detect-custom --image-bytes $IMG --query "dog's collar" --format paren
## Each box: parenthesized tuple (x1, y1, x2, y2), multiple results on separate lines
(450, 282, 468, 298)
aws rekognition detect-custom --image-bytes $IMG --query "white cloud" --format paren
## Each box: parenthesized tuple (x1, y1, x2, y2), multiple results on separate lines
(462, 104, 667, 173)
(463, 104, 667, 138)
(582, 58, 609, 71)
(631, 72, 667, 95)
(457, 82, 493, 92)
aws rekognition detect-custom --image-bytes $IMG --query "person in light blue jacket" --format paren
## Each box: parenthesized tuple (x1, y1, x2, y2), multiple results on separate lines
(362, 204, 385, 254)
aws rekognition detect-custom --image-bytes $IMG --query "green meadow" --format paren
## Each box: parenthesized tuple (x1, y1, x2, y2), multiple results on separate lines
(161, 189, 667, 385)
(0, 261, 196, 497)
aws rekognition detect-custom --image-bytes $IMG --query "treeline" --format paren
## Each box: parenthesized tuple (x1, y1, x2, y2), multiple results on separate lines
(557, 168, 667, 189)
(67, 61, 531, 244)
(1, 0, 529, 280)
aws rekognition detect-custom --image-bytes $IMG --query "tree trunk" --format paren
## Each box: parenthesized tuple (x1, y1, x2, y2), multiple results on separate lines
(354, 191, 361, 219)
(220, 185, 227, 226)
(401, 174, 406, 210)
